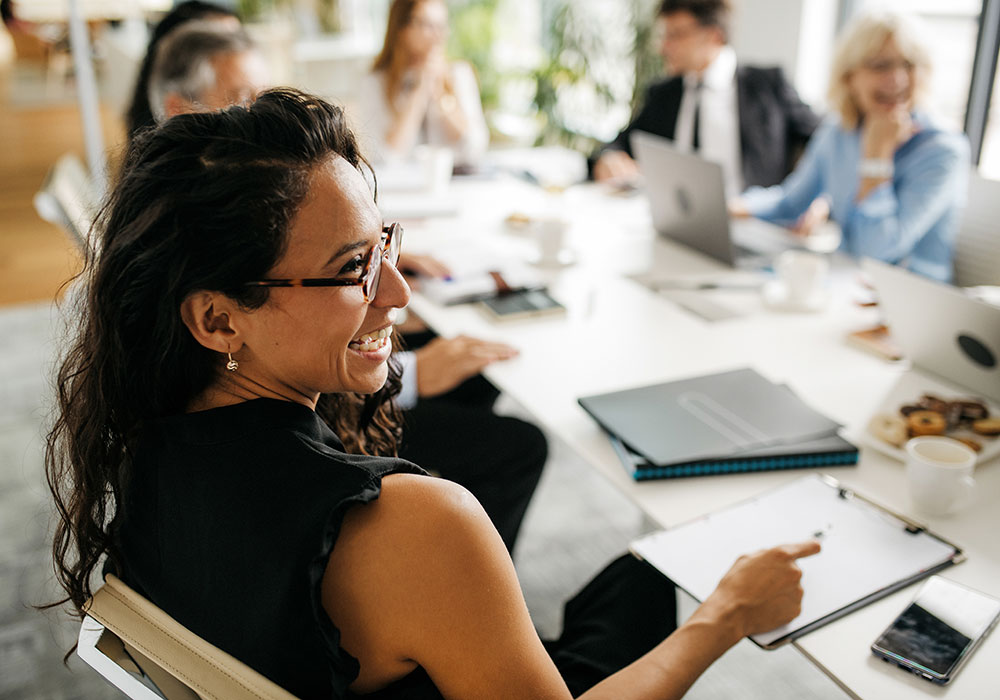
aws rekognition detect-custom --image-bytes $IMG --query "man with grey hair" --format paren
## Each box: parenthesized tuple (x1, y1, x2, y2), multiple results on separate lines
(148, 21, 269, 123)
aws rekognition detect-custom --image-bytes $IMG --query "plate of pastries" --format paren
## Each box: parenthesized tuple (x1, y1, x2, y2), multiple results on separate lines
(867, 391, 999, 462)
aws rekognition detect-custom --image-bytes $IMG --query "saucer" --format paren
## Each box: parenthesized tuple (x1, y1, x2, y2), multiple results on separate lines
(802, 222, 842, 254)
(529, 250, 577, 268)
(761, 280, 830, 312)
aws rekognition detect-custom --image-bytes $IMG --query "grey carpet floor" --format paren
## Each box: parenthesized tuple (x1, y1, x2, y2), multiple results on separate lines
(0, 301, 847, 698)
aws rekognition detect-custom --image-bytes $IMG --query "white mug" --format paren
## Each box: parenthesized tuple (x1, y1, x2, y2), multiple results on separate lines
(533, 217, 569, 266)
(904, 436, 977, 516)
(416, 146, 454, 194)
(776, 250, 828, 302)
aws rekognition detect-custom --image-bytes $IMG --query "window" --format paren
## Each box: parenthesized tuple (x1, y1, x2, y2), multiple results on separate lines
(974, 36, 1000, 178)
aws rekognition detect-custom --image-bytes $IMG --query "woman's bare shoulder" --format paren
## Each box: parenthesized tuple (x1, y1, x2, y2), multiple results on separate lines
(322, 473, 567, 698)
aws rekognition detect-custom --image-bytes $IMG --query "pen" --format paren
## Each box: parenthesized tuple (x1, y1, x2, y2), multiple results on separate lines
(810, 525, 832, 540)
(649, 281, 764, 292)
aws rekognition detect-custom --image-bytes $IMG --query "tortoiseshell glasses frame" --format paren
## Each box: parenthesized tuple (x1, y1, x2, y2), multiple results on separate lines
(244, 223, 402, 303)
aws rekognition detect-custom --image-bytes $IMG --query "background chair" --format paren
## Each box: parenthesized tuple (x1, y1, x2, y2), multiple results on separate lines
(78, 574, 298, 700)
(33, 151, 100, 253)
(952, 172, 1000, 287)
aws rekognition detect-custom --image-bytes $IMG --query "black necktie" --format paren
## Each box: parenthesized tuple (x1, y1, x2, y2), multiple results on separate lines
(691, 82, 703, 152)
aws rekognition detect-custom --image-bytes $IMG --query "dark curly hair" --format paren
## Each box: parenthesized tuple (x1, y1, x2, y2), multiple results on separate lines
(46, 88, 403, 619)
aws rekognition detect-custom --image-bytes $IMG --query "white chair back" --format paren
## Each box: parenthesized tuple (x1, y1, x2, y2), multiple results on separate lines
(78, 574, 299, 700)
(953, 172, 1000, 287)
(33, 152, 101, 254)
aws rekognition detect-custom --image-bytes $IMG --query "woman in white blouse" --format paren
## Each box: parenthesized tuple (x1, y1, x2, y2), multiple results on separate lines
(357, 0, 489, 166)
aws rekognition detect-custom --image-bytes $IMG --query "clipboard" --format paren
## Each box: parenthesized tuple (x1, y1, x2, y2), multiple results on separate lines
(630, 474, 964, 649)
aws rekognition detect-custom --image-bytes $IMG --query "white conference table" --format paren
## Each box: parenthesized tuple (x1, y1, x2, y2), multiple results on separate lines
(390, 173, 1000, 700)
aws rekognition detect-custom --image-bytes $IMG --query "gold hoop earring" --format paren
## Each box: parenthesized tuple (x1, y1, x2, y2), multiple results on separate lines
(226, 352, 239, 372)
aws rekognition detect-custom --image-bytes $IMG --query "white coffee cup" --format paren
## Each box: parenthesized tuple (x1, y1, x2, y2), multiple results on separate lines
(904, 436, 977, 516)
(775, 250, 828, 302)
(416, 146, 453, 194)
(533, 217, 570, 266)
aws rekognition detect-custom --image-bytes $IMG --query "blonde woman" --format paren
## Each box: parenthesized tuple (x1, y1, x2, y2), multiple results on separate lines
(733, 13, 969, 282)
(356, 0, 489, 166)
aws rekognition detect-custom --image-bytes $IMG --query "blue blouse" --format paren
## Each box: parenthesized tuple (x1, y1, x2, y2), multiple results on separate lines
(741, 114, 969, 282)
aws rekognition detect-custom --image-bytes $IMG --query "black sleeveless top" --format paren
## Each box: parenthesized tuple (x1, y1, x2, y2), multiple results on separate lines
(114, 398, 443, 699)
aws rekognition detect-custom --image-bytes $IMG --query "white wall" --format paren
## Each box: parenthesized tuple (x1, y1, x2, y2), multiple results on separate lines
(730, 0, 838, 109)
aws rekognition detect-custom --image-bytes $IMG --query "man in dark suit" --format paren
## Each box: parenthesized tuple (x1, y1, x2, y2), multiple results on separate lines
(594, 0, 819, 194)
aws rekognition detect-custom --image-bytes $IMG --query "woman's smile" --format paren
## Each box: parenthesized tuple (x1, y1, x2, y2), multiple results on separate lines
(348, 325, 393, 358)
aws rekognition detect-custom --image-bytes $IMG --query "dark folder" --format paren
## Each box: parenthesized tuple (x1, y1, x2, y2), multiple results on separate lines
(578, 368, 858, 480)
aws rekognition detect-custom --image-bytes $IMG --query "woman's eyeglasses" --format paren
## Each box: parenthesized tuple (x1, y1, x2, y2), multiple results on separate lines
(244, 223, 403, 303)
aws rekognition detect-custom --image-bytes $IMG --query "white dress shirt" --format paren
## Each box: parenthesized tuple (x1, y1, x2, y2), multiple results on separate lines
(673, 46, 743, 197)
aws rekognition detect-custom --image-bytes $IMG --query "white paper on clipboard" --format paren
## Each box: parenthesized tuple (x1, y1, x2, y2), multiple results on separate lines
(630, 474, 963, 648)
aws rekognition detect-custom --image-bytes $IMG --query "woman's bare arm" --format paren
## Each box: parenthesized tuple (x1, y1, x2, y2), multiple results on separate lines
(323, 473, 819, 699)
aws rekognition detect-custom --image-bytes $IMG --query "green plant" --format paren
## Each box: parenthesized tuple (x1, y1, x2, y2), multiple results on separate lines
(447, 0, 663, 152)
(448, 0, 502, 111)
(529, 1, 615, 151)
(630, 0, 662, 113)
(236, 0, 278, 22)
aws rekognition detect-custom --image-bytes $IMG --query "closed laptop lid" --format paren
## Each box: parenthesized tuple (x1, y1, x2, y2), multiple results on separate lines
(863, 258, 1000, 402)
(630, 130, 736, 266)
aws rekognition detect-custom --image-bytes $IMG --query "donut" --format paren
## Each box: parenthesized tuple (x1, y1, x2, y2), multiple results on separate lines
(971, 418, 1000, 436)
(907, 410, 947, 437)
(869, 413, 908, 447)
(918, 394, 950, 414)
(951, 400, 989, 422)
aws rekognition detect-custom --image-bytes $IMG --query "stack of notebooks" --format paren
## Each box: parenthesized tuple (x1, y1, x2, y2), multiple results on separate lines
(578, 368, 858, 480)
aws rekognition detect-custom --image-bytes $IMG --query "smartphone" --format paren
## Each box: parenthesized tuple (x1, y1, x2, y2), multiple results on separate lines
(479, 289, 566, 321)
(871, 576, 1000, 684)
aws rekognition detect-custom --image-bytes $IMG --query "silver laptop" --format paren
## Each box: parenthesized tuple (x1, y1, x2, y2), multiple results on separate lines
(863, 258, 1000, 402)
(630, 130, 799, 267)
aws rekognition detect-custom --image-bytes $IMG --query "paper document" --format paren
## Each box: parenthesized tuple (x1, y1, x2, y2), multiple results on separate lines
(631, 475, 961, 648)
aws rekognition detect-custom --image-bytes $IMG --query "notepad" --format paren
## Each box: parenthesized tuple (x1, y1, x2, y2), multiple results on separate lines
(608, 433, 858, 480)
(630, 475, 963, 648)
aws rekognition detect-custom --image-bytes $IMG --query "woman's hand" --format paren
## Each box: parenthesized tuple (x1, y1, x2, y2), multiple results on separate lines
(862, 106, 916, 160)
(414, 335, 518, 398)
(693, 540, 821, 641)
(594, 150, 640, 183)
(416, 48, 449, 100)
(397, 252, 451, 286)
(727, 197, 750, 219)
(792, 196, 831, 238)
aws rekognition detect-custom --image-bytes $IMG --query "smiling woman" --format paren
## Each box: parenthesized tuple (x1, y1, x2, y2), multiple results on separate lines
(45, 88, 819, 700)
(738, 12, 970, 282)
(180, 159, 410, 409)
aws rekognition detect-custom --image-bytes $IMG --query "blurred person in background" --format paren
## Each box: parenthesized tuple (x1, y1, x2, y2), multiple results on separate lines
(592, 0, 818, 197)
(125, 0, 239, 143)
(356, 0, 489, 167)
(147, 21, 268, 124)
(732, 13, 969, 282)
